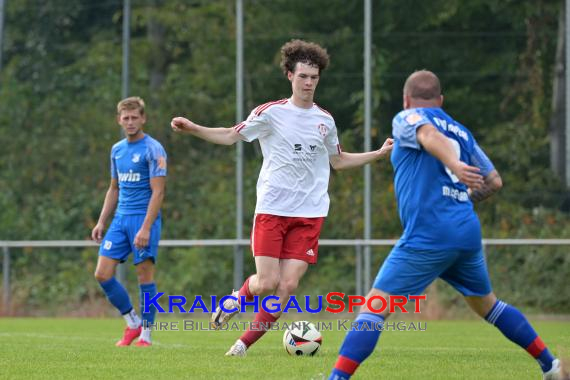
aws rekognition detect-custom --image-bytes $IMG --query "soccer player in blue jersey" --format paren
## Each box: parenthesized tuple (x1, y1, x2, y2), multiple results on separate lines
(329, 70, 567, 380)
(91, 97, 167, 347)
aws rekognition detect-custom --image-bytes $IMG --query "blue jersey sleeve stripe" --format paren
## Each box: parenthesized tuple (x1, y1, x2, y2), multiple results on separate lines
(469, 142, 494, 177)
(146, 138, 167, 178)
(110, 146, 118, 179)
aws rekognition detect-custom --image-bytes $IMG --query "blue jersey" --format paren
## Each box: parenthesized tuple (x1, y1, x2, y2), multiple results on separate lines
(110, 134, 167, 215)
(391, 107, 494, 251)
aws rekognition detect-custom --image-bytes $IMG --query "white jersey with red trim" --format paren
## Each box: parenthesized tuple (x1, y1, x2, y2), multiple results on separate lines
(235, 98, 341, 217)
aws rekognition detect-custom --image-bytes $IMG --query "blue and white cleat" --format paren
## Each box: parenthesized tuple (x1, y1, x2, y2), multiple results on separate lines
(544, 359, 570, 380)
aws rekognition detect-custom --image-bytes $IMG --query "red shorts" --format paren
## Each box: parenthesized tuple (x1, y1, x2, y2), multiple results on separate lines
(251, 214, 325, 264)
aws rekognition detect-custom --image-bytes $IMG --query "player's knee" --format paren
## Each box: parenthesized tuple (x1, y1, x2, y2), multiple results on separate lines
(277, 278, 299, 295)
(465, 293, 496, 318)
(136, 271, 154, 284)
(135, 261, 155, 283)
(94, 269, 112, 283)
(257, 276, 279, 293)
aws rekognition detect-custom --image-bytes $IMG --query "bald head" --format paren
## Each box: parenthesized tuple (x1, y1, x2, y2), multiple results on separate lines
(403, 70, 443, 109)
(404, 70, 441, 99)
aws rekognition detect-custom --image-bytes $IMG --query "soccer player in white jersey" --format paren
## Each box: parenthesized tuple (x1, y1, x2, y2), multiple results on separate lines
(92, 97, 167, 347)
(171, 39, 393, 356)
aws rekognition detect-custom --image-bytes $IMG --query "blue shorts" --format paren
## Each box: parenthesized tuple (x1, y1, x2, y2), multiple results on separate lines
(99, 214, 161, 265)
(373, 246, 492, 297)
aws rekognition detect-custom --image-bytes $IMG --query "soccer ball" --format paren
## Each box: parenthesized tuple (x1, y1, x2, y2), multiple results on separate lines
(282, 321, 322, 356)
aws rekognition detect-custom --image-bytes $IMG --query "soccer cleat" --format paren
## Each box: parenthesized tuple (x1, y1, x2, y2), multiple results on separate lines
(544, 359, 570, 380)
(211, 290, 240, 330)
(225, 339, 247, 357)
(135, 339, 152, 347)
(115, 326, 142, 347)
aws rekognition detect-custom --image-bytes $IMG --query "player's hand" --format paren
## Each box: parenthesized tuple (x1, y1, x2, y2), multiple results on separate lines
(134, 228, 150, 250)
(171, 117, 196, 134)
(451, 162, 484, 190)
(377, 138, 394, 159)
(91, 223, 105, 244)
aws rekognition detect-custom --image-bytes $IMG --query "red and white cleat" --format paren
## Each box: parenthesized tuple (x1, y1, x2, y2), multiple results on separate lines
(115, 326, 142, 346)
(135, 339, 152, 347)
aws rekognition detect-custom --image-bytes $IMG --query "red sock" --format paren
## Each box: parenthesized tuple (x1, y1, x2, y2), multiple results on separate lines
(238, 276, 254, 302)
(334, 355, 360, 376)
(239, 309, 278, 348)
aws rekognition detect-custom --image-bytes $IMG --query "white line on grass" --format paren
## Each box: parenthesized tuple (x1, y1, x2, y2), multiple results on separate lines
(0, 332, 191, 348)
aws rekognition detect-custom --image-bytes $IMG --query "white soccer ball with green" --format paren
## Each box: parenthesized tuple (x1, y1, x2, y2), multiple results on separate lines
(282, 321, 322, 356)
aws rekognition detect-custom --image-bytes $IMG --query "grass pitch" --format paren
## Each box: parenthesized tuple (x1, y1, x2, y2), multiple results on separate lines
(0, 317, 568, 379)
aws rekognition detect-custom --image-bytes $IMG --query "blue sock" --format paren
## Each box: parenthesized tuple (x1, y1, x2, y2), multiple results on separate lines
(140, 282, 157, 328)
(485, 300, 555, 372)
(329, 313, 384, 380)
(98, 277, 133, 315)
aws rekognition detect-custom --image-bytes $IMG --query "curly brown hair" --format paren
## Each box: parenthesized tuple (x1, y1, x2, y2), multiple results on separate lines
(279, 39, 330, 75)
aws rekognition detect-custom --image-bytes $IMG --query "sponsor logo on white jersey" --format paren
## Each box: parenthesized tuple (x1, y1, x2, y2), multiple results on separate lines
(117, 169, 141, 182)
(317, 123, 328, 137)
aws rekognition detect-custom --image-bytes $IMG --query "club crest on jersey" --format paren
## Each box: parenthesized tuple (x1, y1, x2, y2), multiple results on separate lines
(317, 123, 328, 137)
(158, 156, 167, 169)
(405, 113, 423, 125)
(132, 153, 141, 163)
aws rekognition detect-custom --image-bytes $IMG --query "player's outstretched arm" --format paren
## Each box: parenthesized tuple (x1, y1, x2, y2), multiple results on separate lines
(416, 124, 484, 190)
(91, 179, 119, 243)
(329, 137, 393, 171)
(468, 170, 502, 202)
(171, 117, 242, 146)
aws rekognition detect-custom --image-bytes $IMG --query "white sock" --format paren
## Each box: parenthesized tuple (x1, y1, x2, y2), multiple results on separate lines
(123, 309, 141, 329)
(139, 328, 152, 342)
